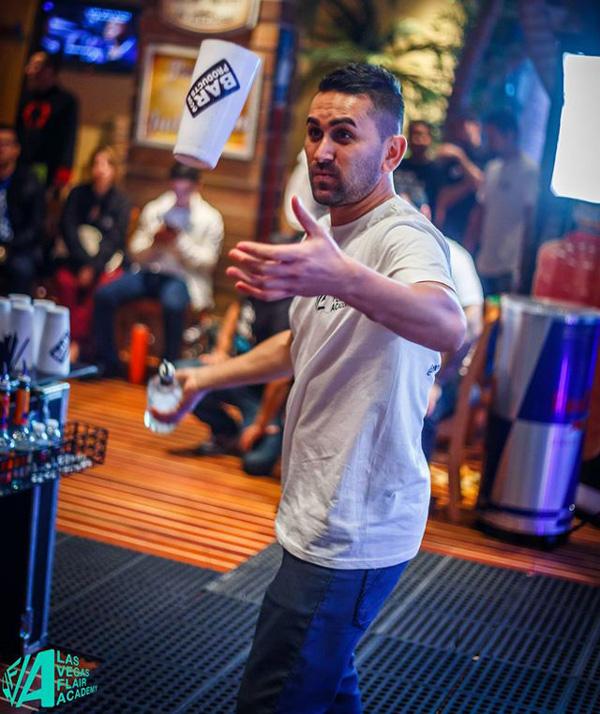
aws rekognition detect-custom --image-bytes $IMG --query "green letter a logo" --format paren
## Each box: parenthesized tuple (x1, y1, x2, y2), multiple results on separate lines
(2, 649, 55, 708)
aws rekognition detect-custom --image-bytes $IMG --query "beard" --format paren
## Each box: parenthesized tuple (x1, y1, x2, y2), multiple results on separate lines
(309, 153, 382, 206)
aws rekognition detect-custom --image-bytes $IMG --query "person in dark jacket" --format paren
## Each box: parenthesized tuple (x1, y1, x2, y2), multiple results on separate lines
(0, 124, 45, 295)
(16, 50, 79, 191)
(55, 145, 130, 360)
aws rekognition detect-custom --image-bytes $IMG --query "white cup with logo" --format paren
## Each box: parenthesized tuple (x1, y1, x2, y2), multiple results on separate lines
(9, 302, 34, 372)
(32, 299, 55, 367)
(37, 305, 70, 377)
(174, 39, 261, 170)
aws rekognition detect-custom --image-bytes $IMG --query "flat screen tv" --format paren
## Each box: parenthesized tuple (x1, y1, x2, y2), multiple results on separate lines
(39, 1, 139, 72)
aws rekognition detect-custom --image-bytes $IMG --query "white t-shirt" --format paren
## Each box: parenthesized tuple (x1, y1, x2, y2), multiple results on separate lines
(276, 196, 456, 569)
(129, 191, 224, 309)
(476, 153, 539, 278)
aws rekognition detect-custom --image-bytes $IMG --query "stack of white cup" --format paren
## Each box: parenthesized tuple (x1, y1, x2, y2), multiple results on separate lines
(0, 296, 70, 376)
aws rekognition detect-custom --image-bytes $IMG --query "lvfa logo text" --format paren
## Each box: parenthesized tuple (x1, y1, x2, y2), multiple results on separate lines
(2, 649, 98, 709)
(186, 60, 240, 117)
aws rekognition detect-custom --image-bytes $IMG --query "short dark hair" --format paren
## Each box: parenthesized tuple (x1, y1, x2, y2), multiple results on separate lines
(318, 63, 404, 138)
(169, 162, 201, 182)
(484, 109, 519, 136)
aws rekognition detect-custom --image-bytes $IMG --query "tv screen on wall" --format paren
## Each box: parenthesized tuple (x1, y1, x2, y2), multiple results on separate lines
(39, 1, 139, 72)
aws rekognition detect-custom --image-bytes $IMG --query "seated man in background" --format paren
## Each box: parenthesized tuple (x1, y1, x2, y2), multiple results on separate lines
(55, 145, 130, 361)
(190, 296, 292, 477)
(93, 162, 224, 374)
(0, 124, 45, 295)
(421, 237, 484, 462)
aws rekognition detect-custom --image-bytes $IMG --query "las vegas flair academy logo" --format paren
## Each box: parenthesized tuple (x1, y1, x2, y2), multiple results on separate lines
(186, 59, 240, 117)
(2, 648, 98, 709)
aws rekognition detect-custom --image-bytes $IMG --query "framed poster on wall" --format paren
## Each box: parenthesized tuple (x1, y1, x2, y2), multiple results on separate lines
(135, 43, 262, 160)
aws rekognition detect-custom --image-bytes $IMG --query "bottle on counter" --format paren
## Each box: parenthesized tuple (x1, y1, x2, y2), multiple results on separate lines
(31, 420, 51, 484)
(0, 373, 14, 452)
(144, 360, 182, 434)
(11, 372, 36, 489)
(0, 373, 15, 487)
(11, 373, 36, 449)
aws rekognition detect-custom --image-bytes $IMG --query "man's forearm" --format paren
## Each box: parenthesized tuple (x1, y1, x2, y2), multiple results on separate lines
(192, 330, 293, 391)
(341, 261, 466, 352)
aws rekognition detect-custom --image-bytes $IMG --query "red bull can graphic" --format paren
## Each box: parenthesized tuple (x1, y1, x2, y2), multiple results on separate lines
(478, 296, 600, 544)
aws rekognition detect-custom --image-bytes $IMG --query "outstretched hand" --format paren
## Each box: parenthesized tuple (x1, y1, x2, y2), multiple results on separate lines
(226, 196, 351, 301)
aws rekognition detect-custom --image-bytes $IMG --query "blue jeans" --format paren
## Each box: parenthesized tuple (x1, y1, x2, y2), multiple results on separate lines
(237, 549, 408, 713)
(93, 270, 190, 367)
(194, 384, 282, 476)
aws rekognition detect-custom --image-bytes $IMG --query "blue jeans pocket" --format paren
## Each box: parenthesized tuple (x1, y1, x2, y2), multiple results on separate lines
(353, 562, 408, 630)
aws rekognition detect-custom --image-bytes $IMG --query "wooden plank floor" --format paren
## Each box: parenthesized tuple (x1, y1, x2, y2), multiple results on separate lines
(58, 379, 600, 584)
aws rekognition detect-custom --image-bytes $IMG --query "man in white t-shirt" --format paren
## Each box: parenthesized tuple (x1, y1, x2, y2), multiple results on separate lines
(158, 63, 465, 713)
(465, 110, 539, 296)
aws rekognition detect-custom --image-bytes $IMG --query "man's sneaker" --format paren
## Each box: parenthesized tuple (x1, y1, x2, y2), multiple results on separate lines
(194, 435, 240, 457)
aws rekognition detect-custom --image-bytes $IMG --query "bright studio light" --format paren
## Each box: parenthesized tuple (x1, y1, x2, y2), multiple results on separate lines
(551, 53, 600, 204)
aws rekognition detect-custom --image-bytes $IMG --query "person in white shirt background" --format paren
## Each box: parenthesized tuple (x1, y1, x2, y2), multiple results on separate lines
(93, 162, 224, 375)
(465, 109, 539, 296)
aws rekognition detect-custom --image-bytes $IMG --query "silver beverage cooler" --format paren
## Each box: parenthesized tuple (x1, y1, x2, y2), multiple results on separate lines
(477, 296, 600, 546)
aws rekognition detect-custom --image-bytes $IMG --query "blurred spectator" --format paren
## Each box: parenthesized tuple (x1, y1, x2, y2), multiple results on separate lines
(393, 120, 442, 220)
(16, 50, 79, 191)
(422, 238, 484, 462)
(55, 145, 130, 361)
(434, 112, 486, 242)
(93, 162, 224, 375)
(0, 124, 45, 295)
(465, 110, 539, 296)
(189, 297, 292, 476)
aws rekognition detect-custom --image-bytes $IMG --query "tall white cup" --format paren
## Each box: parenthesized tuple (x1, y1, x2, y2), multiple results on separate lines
(37, 306, 70, 377)
(174, 40, 261, 170)
(33, 299, 55, 368)
(0, 297, 10, 339)
(9, 302, 34, 372)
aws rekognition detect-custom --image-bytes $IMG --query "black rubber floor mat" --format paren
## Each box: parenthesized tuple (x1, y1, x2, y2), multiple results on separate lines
(43, 535, 599, 713)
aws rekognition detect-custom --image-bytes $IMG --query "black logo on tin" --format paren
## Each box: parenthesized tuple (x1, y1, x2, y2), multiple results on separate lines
(186, 59, 241, 117)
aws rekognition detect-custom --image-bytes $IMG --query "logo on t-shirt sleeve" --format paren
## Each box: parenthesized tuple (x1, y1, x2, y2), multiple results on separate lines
(426, 363, 440, 377)
(186, 60, 240, 117)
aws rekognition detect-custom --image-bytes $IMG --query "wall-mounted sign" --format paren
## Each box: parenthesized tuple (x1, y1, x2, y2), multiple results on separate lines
(135, 43, 262, 161)
(159, 0, 261, 35)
